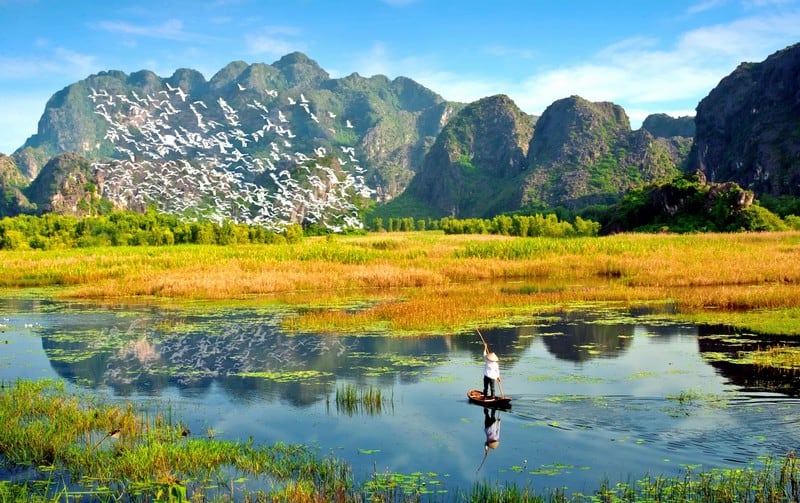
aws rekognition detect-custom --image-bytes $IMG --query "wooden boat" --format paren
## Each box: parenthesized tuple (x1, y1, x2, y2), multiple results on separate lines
(467, 389, 511, 408)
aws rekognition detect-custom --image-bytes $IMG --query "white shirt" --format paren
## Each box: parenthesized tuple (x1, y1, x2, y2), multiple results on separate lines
(483, 350, 500, 379)
(485, 418, 500, 443)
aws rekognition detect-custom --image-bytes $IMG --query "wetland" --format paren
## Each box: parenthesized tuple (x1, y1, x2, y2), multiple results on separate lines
(2, 231, 800, 500)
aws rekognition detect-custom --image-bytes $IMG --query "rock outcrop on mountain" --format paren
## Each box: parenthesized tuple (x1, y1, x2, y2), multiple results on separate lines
(0, 154, 33, 215)
(13, 52, 455, 202)
(689, 43, 800, 197)
(403, 95, 536, 217)
(0, 154, 25, 188)
(24, 153, 104, 216)
(521, 96, 688, 209)
(641, 113, 695, 139)
(600, 170, 782, 234)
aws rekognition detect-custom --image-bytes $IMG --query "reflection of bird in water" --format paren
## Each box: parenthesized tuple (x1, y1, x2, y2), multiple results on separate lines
(97, 312, 363, 390)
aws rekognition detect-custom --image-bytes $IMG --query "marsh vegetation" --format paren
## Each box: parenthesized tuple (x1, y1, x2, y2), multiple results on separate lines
(1, 231, 799, 335)
(2, 231, 800, 501)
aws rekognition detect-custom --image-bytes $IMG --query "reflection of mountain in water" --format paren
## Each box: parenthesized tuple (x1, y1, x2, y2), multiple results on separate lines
(541, 323, 633, 362)
(33, 301, 706, 404)
(535, 309, 684, 362)
(37, 303, 539, 406)
(698, 325, 800, 397)
(542, 313, 633, 362)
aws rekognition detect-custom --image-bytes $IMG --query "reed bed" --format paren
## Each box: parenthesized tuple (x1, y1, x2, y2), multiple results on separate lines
(333, 383, 393, 416)
(2, 231, 800, 335)
(0, 379, 353, 501)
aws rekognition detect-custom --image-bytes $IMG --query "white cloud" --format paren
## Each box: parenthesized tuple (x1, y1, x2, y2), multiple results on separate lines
(481, 44, 538, 60)
(414, 70, 511, 103)
(507, 9, 800, 124)
(351, 43, 392, 77)
(94, 19, 193, 41)
(677, 12, 800, 58)
(244, 26, 304, 57)
(687, 0, 729, 15)
(744, 0, 794, 9)
(360, 8, 799, 131)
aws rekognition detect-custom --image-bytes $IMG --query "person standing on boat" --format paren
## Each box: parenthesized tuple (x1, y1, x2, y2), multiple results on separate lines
(482, 342, 500, 399)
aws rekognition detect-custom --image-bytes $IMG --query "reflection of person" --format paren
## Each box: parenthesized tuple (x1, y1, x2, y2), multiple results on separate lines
(482, 343, 500, 399)
(484, 408, 500, 454)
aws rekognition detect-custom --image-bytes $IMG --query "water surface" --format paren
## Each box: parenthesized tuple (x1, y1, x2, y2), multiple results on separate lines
(1, 297, 798, 494)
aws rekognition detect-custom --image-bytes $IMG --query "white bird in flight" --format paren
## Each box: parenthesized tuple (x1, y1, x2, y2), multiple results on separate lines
(89, 81, 373, 233)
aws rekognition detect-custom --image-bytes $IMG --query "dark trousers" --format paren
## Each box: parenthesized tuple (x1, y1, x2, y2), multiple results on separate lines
(483, 376, 496, 397)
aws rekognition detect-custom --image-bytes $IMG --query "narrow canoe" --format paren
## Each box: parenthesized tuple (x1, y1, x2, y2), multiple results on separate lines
(467, 389, 512, 409)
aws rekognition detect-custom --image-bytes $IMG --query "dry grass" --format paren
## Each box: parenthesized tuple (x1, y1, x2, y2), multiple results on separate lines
(2, 231, 800, 334)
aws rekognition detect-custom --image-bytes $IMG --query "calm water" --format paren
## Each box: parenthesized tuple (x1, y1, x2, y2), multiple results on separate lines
(2, 296, 800, 495)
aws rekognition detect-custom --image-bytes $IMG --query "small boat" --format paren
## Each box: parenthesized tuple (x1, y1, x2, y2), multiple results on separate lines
(467, 389, 511, 409)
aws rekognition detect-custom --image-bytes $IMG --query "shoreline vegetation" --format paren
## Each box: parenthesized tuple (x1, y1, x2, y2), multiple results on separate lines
(2, 379, 800, 502)
(1, 230, 799, 336)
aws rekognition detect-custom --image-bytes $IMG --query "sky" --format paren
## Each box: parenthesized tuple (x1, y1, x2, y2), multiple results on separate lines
(1, 0, 799, 154)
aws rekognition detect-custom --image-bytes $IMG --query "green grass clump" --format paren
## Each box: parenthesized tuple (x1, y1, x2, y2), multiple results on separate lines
(0, 379, 353, 501)
(333, 383, 393, 416)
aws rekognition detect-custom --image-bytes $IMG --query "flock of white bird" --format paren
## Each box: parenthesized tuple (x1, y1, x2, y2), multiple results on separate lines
(89, 82, 374, 232)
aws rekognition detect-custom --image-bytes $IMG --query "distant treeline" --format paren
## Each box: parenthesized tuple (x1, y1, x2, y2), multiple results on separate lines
(370, 214, 600, 237)
(0, 211, 305, 250)
(0, 211, 602, 250)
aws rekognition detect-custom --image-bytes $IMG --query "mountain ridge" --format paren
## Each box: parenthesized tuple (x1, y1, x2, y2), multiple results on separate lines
(12, 52, 454, 204)
(4, 44, 800, 226)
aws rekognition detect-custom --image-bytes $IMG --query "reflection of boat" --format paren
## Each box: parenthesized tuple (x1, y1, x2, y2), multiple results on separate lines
(467, 389, 511, 409)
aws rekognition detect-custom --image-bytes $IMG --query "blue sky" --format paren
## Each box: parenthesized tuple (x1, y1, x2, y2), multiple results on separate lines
(1, 0, 799, 154)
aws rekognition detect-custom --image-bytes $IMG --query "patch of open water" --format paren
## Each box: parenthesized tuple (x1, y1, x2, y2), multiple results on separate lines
(1, 297, 800, 495)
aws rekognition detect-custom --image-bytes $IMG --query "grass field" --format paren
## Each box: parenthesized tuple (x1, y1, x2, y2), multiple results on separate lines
(1, 231, 799, 335)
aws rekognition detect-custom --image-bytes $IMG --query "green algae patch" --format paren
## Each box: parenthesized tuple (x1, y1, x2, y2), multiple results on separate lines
(740, 345, 800, 370)
(235, 370, 333, 382)
(529, 462, 576, 476)
(362, 471, 449, 498)
(680, 308, 800, 337)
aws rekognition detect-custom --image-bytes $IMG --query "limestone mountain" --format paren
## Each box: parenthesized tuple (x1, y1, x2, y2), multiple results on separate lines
(386, 94, 690, 219)
(641, 113, 695, 139)
(402, 94, 536, 217)
(689, 42, 800, 197)
(12, 42, 800, 225)
(13, 52, 456, 201)
(0, 154, 33, 215)
(522, 96, 689, 210)
(24, 153, 106, 217)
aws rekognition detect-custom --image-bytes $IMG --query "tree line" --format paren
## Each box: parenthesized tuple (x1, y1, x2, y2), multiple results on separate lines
(370, 213, 600, 237)
(0, 211, 304, 250)
(0, 210, 602, 250)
